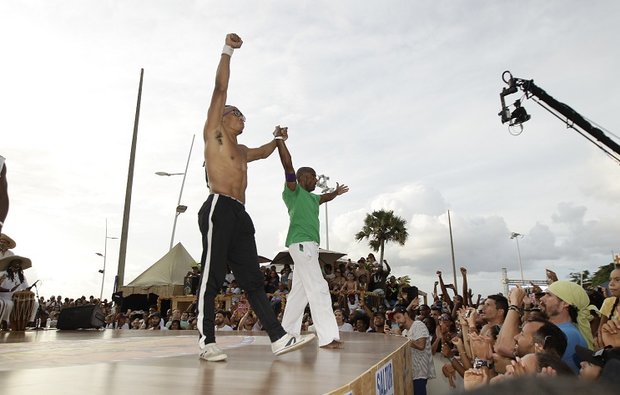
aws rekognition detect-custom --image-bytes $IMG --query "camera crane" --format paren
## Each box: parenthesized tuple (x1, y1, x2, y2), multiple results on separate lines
(498, 70, 620, 165)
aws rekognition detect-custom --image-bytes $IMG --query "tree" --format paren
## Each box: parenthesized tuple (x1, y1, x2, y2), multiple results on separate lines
(568, 270, 591, 288)
(354, 209, 408, 265)
(590, 262, 616, 288)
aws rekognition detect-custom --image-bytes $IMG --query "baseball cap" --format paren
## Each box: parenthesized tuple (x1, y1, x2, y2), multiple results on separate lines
(575, 345, 620, 367)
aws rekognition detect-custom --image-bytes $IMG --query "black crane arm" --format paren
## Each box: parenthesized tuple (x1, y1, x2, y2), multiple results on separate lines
(499, 71, 620, 163)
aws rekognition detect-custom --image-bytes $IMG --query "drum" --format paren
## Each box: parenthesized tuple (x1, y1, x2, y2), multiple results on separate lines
(10, 290, 35, 331)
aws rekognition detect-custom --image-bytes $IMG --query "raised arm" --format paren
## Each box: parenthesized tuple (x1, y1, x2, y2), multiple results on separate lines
(204, 33, 243, 142)
(460, 267, 469, 308)
(436, 271, 451, 305)
(319, 183, 349, 204)
(246, 125, 292, 162)
(383, 259, 392, 275)
(494, 285, 525, 358)
(274, 127, 297, 191)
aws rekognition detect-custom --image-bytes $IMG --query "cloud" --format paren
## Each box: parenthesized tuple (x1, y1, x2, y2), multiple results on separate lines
(2, 1, 620, 300)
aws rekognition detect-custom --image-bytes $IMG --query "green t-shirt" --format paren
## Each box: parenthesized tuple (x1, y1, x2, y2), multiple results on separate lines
(282, 183, 321, 246)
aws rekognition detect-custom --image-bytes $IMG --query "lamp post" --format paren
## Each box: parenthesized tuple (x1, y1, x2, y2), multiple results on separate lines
(96, 219, 118, 300)
(316, 174, 334, 250)
(156, 134, 195, 251)
(510, 232, 525, 284)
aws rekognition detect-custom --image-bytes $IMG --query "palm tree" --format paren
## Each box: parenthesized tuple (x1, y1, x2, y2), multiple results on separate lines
(354, 209, 408, 264)
(568, 270, 591, 288)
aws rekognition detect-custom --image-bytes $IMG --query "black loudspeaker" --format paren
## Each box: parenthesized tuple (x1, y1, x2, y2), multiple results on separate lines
(57, 305, 106, 330)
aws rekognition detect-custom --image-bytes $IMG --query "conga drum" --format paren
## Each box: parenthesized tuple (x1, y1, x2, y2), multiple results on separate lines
(10, 290, 35, 331)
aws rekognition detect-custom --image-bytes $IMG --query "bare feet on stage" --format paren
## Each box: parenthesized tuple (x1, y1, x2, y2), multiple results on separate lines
(320, 340, 344, 349)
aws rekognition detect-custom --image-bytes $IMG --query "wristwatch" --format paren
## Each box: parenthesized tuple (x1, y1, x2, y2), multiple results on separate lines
(473, 357, 493, 369)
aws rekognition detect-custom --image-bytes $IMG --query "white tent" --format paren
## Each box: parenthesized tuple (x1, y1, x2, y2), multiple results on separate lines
(118, 242, 198, 298)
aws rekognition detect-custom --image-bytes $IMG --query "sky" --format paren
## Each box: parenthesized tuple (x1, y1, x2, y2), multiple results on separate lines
(2, 1, 620, 302)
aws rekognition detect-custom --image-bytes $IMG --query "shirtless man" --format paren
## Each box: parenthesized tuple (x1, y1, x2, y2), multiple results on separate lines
(197, 33, 315, 362)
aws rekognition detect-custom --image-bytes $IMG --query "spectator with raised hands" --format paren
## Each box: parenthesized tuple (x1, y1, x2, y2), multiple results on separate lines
(435, 271, 454, 311)
(238, 309, 261, 331)
(460, 267, 473, 307)
(495, 285, 527, 358)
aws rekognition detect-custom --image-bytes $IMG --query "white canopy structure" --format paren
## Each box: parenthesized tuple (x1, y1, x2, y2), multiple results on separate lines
(118, 243, 198, 298)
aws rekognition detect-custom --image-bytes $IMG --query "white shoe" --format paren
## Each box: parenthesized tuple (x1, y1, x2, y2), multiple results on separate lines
(200, 343, 227, 362)
(271, 333, 316, 356)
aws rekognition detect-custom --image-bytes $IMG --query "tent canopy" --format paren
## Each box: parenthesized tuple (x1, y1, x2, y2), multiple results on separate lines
(119, 242, 198, 298)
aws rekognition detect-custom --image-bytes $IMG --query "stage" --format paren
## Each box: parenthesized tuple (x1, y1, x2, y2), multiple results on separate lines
(0, 329, 412, 395)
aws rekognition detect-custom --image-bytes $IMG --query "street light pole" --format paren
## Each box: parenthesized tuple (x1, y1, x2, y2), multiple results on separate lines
(316, 174, 334, 250)
(156, 134, 195, 251)
(97, 219, 118, 300)
(510, 232, 525, 284)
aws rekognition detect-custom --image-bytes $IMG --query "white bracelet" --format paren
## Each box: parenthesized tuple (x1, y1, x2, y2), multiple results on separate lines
(274, 136, 284, 140)
(222, 45, 234, 57)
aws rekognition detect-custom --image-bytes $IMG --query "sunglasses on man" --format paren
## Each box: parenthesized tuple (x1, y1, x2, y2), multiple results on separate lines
(223, 107, 246, 122)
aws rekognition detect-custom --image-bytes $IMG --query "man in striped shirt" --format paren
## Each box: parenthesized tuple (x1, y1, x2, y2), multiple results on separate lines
(391, 305, 436, 395)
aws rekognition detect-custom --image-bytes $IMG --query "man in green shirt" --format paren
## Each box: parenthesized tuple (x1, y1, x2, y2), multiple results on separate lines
(275, 127, 349, 349)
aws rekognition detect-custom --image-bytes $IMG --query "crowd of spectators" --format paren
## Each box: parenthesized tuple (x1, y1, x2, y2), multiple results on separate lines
(388, 266, 620, 392)
(9, 250, 620, 393)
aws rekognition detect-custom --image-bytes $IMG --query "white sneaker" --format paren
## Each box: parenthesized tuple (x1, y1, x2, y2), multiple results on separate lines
(271, 333, 316, 356)
(199, 343, 227, 362)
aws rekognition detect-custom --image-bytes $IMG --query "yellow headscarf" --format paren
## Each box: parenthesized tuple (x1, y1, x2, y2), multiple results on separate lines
(548, 281, 596, 350)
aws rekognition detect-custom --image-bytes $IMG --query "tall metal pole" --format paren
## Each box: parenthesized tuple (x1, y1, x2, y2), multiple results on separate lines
(324, 202, 330, 250)
(117, 68, 144, 290)
(447, 210, 458, 294)
(316, 174, 333, 250)
(99, 219, 109, 300)
(511, 232, 525, 284)
(169, 134, 195, 250)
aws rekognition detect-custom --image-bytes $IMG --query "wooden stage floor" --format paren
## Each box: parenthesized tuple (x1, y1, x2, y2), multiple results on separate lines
(0, 329, 409, 395)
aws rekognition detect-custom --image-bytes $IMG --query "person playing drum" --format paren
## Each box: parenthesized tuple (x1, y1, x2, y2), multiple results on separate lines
(0, 255, 35, 330)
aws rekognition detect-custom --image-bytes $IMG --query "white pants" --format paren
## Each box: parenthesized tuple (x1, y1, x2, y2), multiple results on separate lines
(281, 242, 339, 346)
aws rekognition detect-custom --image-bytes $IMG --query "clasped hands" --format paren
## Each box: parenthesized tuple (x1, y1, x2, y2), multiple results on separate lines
(273, 125, 288, 141)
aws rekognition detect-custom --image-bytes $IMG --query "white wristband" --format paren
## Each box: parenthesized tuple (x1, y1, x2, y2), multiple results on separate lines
(222, 45, 234, 57)
(274, 136, 284, 140)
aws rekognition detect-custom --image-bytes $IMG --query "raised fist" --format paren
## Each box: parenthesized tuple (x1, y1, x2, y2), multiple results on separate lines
(225, 33, 243, 49)
(509, 285, 526, 306)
